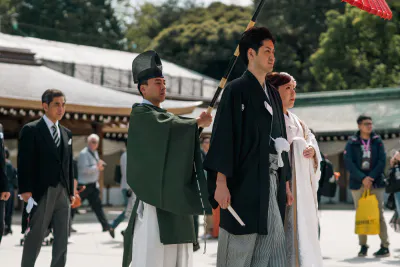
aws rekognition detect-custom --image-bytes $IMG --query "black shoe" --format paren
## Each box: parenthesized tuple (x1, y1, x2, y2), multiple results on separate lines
(358, 245, 369, 257)
(70, 227, 77, 233)
(121, 230, 125, 236)
(4, 228, 12, 236)
(193, 242, 200, 252)
(373, 246, 390, 258)
(109, 228, 115, 239)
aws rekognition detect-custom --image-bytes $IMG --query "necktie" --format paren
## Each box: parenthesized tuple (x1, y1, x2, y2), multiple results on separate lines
(52, 125, 60, 147)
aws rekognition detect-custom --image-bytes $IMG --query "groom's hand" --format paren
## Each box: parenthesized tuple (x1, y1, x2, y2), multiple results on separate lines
(215, 172, 231, 209)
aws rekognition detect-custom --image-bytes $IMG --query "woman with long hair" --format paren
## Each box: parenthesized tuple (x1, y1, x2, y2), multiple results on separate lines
(268, 72, 323, 267)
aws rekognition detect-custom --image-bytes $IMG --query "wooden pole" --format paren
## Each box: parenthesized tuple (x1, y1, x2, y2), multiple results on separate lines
(199, 0, 266, 134)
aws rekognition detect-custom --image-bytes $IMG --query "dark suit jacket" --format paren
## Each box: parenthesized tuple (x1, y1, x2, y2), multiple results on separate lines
(18, 118, 74, 202)
(0, 137, 9, 193)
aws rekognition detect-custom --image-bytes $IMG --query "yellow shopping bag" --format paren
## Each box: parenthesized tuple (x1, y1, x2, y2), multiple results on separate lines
(355, 190, 380, 235)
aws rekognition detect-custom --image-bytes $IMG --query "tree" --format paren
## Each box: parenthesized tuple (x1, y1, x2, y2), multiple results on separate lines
(0, 0, 18, 33)
(309, 2, 400, 91)
(125, 0, 184, 52)
(12, 0, 124, 49)
(148, 3, 253, 80)
(257, 0, 345, 92)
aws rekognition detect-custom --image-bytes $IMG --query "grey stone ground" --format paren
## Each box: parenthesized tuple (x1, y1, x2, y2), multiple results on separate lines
(1, 206, 399, 267)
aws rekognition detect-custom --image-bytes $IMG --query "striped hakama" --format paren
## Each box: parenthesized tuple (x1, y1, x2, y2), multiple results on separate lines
(217, 154, 287, 267)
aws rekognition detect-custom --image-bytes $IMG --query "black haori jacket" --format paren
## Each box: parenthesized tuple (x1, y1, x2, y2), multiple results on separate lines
(204, 70, 290, 235)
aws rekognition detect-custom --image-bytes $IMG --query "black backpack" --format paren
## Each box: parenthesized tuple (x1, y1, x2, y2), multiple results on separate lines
(319, 158, 337, 198)
(385, 164, 400, 194)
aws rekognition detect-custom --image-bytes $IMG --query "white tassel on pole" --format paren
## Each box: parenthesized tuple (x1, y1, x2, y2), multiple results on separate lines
(272, 137, 290, 167)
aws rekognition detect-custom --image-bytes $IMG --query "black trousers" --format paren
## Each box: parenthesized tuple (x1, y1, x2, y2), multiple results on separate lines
(0, 200, 5, 244)
(77, 183, 109, 230)
(5, 187, 15, 230)
(194, 215, 199, 243)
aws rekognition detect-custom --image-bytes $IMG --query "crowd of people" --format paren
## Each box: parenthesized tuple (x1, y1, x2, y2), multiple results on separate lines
(0, 25, 399, 267)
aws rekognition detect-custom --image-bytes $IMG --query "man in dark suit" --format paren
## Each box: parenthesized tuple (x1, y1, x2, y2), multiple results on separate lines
(0, 123, 11, 244)
(18, 89, 75, 267)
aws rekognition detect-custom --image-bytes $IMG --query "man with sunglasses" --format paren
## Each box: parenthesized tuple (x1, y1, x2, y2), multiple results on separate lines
(344, 115, 389, 258)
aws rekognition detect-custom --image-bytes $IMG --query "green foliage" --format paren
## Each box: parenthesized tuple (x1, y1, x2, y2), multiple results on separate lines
(147, 2, 252, 79)
(310, 3, 400, 91)
(10, 0, 124, 49)
(125, 1, 251, 79)
(0, 0, 17, 32)
(125, 0, 184, 52)
(257, 0, 345, 92)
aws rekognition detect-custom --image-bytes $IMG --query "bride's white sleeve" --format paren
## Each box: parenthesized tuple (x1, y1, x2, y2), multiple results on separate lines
(303, 122, 322, 194)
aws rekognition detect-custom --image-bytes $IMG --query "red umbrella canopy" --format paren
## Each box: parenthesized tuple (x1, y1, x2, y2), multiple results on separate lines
(342, 0, 393, 20)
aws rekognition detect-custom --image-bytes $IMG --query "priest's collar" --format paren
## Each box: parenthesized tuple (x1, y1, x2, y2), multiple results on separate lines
(142, 98, 164, 109)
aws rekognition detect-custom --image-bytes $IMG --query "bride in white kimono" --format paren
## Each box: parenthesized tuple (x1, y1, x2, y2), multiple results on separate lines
(268, 72, 323, 267)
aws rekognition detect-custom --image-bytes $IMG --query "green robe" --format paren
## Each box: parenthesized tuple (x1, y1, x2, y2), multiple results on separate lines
(122, 103, 211, 267)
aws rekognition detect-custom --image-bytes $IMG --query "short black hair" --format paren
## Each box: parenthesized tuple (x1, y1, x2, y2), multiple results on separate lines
(239, 26, 275, 66)
(42, 89, 66, 105)
(4, 147, 9, 159)
(357, 115, 372, 125)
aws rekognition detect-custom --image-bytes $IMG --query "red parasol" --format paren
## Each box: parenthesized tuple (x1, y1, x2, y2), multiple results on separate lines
(342, 0, 393, 20)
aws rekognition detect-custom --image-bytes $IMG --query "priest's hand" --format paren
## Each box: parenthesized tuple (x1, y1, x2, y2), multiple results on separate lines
(303, 146, 315, 159)
(215, 172, 231, 209)
(197, 111, 213, 128)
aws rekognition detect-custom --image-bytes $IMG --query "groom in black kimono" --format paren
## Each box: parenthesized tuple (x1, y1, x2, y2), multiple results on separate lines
(204, 27, 292, 267)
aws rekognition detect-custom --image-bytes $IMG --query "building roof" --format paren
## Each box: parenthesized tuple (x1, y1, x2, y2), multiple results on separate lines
(295, 87, 400, 107)
(0, 33, 214, 82)
(293, 87, 400, 134)
(0, 62, 202, 116)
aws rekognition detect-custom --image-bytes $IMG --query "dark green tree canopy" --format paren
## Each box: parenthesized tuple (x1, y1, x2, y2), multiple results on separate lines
(310, 2, 400, 91)
(8, 0, 124, 49)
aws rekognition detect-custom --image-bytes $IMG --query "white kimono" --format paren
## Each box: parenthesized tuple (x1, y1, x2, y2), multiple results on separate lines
(284, 111, 323, 267)
(130, 202, 193, 267)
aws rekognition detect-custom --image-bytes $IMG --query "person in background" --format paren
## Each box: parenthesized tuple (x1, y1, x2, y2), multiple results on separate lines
(4, 147, 18, 235)
(18, 89, 75, 266)
(344, 115, 389, 258)
(192, 137, 212, 252)
(0, 123, 11, 244)
(110, 142, 136, 237)
(388, 150, 400, 231)
(77, 134, 113, 238)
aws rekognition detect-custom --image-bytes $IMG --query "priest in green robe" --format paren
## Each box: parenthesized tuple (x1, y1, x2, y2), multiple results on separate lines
(122, 50, 213, 267)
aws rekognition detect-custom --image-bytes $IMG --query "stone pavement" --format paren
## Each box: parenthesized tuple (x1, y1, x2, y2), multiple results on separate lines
(1, 207, 400, 267)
